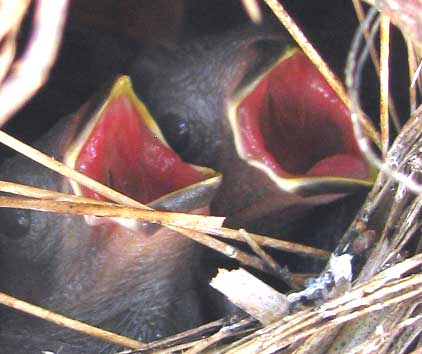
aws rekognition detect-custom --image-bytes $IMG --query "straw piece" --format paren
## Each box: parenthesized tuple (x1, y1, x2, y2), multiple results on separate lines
(207, 226, 331, 259)
(362, 0, 422, 56)
(352, 0, 401, 131)
(0, 291, 143, 349)
(0, 196, 223, 230)
(241, 0, 262, 24)
(211, 268, 289, 326)
(0, 180, 115, 204)
(240, 229, 301, 289)
(380, 15, 390, 157)
(0, 0, 68, 128)
(184, 318, 255, 354)
(0, 181, 329, 262)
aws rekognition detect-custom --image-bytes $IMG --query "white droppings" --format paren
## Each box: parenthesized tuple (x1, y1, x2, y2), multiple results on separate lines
(329, 254, 353, 283)
(375, 324, 385, 336)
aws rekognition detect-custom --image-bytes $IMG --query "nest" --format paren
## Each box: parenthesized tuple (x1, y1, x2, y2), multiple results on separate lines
(0, 1, 421, 353)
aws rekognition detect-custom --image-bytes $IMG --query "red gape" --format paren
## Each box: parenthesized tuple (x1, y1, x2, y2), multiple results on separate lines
(76, 91, 205, 204)
(237, 51, 369, 180)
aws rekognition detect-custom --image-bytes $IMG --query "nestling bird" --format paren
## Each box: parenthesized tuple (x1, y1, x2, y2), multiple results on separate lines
(0, 76, 221, 353)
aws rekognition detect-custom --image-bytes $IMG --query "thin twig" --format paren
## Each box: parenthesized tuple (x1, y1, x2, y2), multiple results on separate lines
(0, 291, 144, 349)
(410, 59, 422, 92)
(0, 180, 330, 260)
(407, 40, 422, 112)
(0, 0, 29, 39)
(119, 318, 257, 353)
(362, 0, 422, 57)
(240, 229, 301, 289)
(346, 8, 422, 194)
(0, 26, 18, 84)
(0, 196, 223, 230)
(0, 181, 116, 204)
(119, 317, 233, 353)
(241, 0, 262, 24)
(185, 318, 255, 354)
(143, 340, 201, 354)
(0, 1, 29, 93)
(352, 0, 401, 131)
(380, 15, 390, 157)
(170, 224, 270, 273)
(206, 226, 331, 259)
(0, 0, 69, 128)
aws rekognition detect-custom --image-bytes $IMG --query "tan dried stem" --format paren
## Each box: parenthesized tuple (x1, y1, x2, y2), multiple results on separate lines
(0, 28, 18, 84)
(0, 0, 30, 84)
(241, 0, 263, 24)
(241, 229, 290, 273)
(185, 319, 255, 354)
(0, 181, 116, 204)
(145, 340, 202, 354)
(0, 0, 69, 128)
(407, 41, 422, 112)
(0, 180, 330, 260)
(263, 0, 381, 148)
(208, 226, 330, 258)
(346, 12, 422, 195)
(171, 224, 270, 272)
(115, 318, 256, 354)
(240, 229, 302, 288)
(380, 15, 390, 157)
(0, 0, 29, 38)
(362, 0, 422, 57)
(117, 317, 237, 354)
(0, 196, 223, 230)
(0, 291, 144, 349)
(352, 0, 401, 131)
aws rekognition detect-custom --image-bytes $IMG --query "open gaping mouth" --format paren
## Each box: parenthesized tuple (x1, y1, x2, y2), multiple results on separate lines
(64, 76, 219, 209)
(229, 48, 374, 195)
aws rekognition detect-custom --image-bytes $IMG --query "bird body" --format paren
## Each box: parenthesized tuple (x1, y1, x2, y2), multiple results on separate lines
(0, 76, 220, 353)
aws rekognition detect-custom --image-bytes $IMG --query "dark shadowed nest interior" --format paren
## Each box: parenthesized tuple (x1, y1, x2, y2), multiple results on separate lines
(0, 1, 421, 353)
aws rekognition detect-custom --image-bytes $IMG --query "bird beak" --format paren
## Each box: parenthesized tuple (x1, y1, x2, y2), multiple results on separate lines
(216, 47, 375, 226)
(63, 75, 221, 228)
